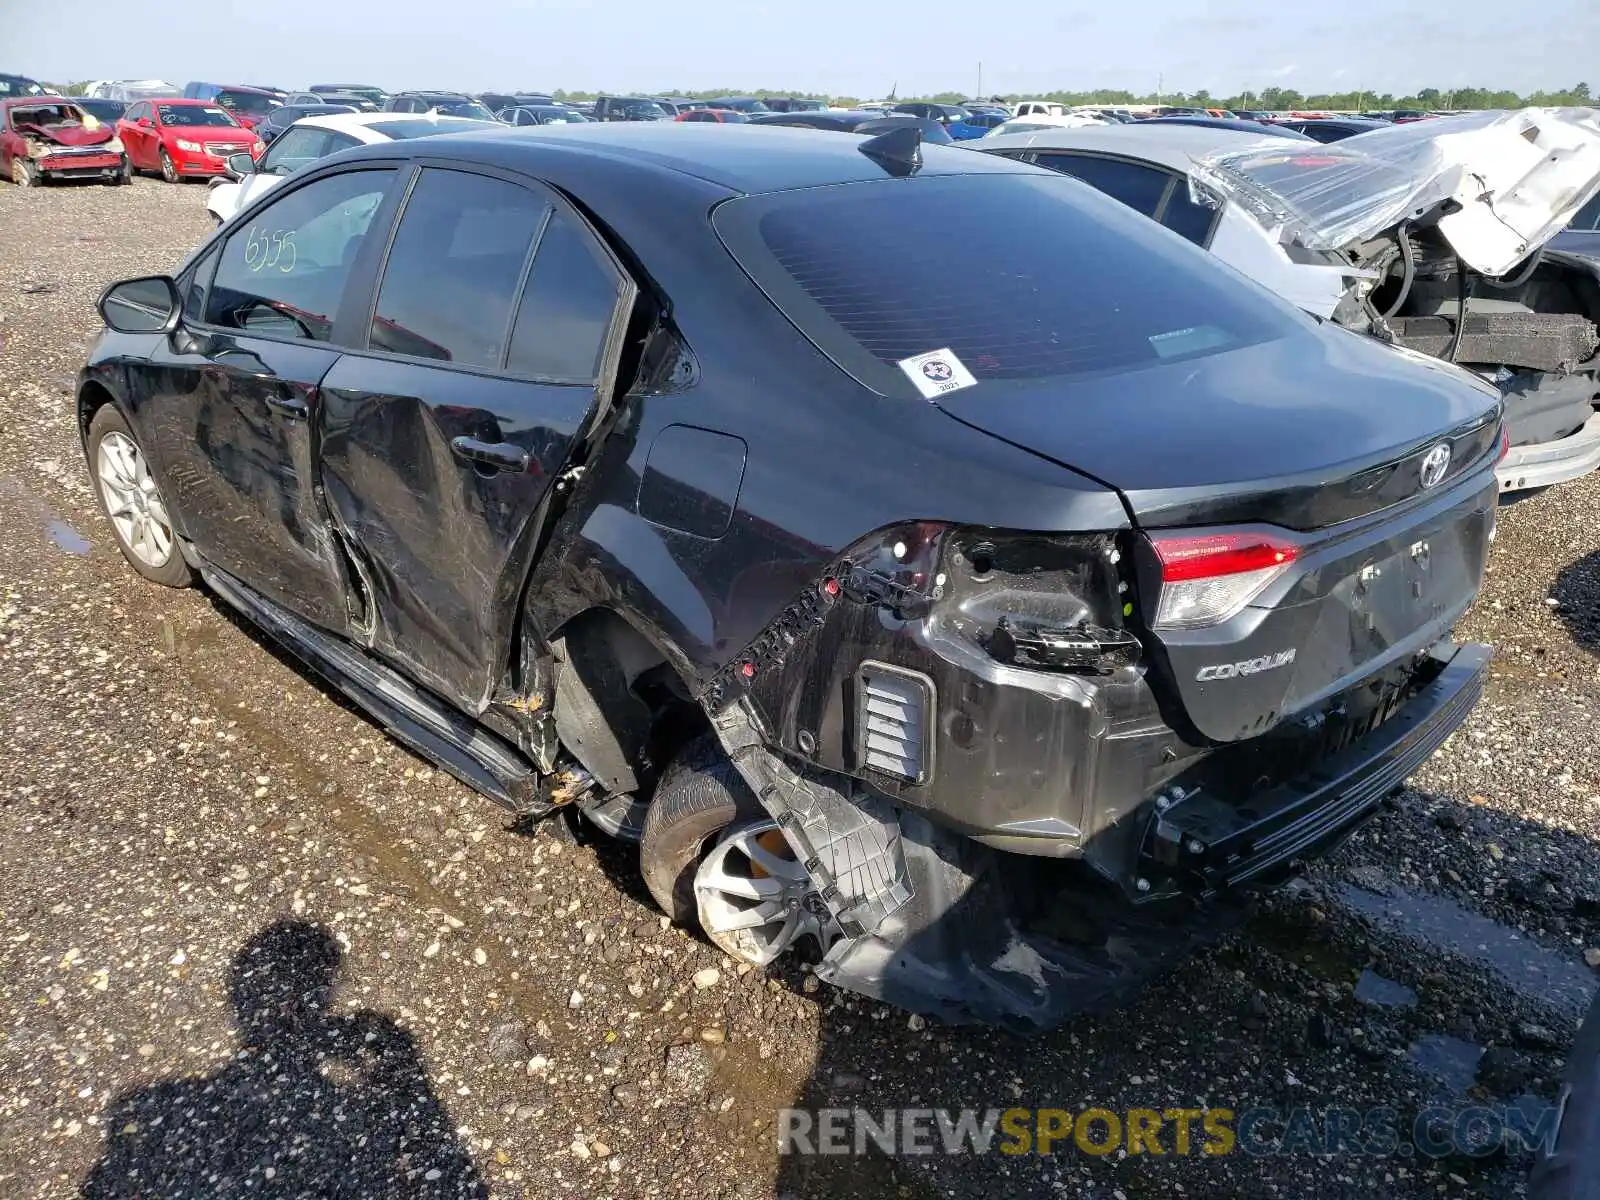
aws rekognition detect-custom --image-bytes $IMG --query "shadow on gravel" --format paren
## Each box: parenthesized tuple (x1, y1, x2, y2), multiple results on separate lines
(80, 920, 485, 1200)
(1551, 549, 1600, 651)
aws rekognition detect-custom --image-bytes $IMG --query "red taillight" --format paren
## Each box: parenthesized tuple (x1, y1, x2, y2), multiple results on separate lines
(1149, 529, 1302, 629)
(1495, 425, 1511, 464)
(1153, 531, 1300, 582)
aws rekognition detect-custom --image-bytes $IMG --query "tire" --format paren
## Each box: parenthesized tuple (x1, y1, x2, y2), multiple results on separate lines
(109, 161, 131, 186)
(639, 735, 764, 925)
(159, 148, 178, 184)
(11, 157, 39, 187)
(86, 404, 193, 588)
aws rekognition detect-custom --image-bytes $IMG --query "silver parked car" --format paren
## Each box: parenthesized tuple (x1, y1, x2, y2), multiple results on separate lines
(976, 115, 1600, 497)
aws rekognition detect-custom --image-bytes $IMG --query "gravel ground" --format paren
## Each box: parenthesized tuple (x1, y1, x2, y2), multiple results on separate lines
(1, 176, 1598, 1200)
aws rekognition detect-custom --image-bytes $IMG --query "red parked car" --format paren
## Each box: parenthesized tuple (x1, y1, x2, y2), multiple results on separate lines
(1, 97, 130, 187)
(675, 108, 749, 123)
(115, 99, 263, 183)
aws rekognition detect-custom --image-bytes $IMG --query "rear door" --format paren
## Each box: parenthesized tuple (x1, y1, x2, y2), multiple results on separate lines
(316, 164, 636, 709)
(135, 166, 401, 630)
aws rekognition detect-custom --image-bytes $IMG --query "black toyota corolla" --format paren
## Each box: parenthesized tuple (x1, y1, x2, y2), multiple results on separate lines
(79, 122, 1504, 1029)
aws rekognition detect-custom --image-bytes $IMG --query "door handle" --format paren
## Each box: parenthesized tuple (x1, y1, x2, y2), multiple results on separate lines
(450, 436, 529, 474)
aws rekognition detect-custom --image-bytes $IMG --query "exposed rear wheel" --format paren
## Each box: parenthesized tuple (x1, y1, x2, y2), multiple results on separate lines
(639, 737, 837, 964)
(87, 405, 193, 588)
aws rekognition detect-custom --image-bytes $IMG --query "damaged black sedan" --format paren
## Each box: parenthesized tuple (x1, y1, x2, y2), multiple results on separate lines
(79, 123, 1502, 1029)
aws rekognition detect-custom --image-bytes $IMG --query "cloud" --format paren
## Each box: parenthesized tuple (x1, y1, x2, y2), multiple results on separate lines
(1267, 63, 1299, 78)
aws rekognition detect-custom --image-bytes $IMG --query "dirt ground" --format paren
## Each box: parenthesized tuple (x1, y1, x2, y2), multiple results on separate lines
(2, 174, 1598, 1200)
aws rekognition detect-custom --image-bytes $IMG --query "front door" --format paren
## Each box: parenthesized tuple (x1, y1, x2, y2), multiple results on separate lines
(135, 166, 400, 631)
(317, 164, 635, 710)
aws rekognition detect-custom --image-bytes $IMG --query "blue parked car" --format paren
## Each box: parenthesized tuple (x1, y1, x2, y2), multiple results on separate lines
(946, 112, 1008, 140)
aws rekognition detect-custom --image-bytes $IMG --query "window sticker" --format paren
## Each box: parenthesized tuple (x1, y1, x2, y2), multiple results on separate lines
(897, 347, 978, 399)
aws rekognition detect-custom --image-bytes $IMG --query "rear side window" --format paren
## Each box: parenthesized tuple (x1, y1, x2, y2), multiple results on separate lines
(370, 168, 547, 369)
(506, 211, 623, 383)
(1031, 153, 1171, 217)
(1160, 179, 1221, 246)
(715, 173, 1298, 392)
(1573, 193, 1600, 232)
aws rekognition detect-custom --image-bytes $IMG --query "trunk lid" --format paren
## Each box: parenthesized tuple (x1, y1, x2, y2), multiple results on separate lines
(931, 318, 1502, 530)
(934, 321, 1502, 743)
(1189, 107, 1600, 276)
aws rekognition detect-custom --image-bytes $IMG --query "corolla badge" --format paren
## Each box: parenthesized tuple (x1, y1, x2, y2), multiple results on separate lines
(1419, 442, 1452, 489)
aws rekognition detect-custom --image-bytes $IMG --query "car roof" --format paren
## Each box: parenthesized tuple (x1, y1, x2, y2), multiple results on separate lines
(294, 111, 499, 140)
(978, 123, 1291, 172)
(326, 121, 1036, 194)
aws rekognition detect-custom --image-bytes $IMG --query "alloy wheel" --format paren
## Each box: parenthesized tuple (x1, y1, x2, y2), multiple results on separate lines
(96, 431, 174, 568)
(693, 819, 840, 965)
(160, 150, 177, 184)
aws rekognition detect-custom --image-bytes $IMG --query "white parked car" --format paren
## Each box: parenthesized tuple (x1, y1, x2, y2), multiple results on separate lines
(205, 111, 500, 226)
(974, 111, 1600, 495)
(986, 113, 1109, 137)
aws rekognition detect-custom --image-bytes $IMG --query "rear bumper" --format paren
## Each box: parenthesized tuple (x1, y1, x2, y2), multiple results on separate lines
(1498, 412, 1600, 494)
(1142, 642, 1489, 894)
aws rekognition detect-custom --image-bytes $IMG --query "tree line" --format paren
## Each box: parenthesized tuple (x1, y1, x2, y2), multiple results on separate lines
(47, 80, 1594, 113)
(545, 83, 1594, 111)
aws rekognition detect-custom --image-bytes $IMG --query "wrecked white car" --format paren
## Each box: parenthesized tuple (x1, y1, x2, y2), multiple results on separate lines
(979, 109, 1600, 496)
(1192, 108, 1600, 496)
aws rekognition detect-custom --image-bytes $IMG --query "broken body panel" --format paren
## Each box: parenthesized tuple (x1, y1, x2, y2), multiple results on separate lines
(79, 126, 1499, 1027)
(1191, 109, 1600, 485)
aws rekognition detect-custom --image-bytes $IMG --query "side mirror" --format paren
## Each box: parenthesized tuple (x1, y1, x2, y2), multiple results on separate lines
(223, 152, 257, 181)
(99, 276, 182, 335)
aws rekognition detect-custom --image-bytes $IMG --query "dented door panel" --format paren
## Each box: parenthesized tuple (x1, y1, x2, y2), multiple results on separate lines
(317, 355, 597, 710)
(132, 331, 352, 632)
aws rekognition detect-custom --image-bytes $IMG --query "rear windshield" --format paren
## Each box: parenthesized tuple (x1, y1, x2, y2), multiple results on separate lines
(217, 90, 279, 115)
(714, 172, 1300, 395)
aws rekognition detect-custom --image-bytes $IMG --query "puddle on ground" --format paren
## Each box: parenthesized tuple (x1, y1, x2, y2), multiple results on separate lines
(1408, 1033, 1485, 1094)
(1354, 968, 1418, 1009)
(45, 519, 90, 554)
(1339, 884, 1597, 1018)
(0, 475, 92, 555)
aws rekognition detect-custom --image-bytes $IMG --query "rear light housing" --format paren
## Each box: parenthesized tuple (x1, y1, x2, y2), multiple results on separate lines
(1149, 529, 1300, 629)
(834, 523, 1138, 676)
(1495, 424, 1511, 463)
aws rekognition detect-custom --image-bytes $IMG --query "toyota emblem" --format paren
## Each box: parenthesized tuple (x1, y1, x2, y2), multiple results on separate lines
(1419, 442, 1451, 489)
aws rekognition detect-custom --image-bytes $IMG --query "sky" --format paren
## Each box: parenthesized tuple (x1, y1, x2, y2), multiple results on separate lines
(7, 0, 1598, 100)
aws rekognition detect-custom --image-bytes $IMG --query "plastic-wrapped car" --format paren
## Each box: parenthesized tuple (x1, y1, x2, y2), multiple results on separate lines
(977, 110, 1600, 497)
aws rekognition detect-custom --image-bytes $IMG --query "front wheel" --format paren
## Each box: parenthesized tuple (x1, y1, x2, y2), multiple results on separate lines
(159, 148, 178, 184)
(11, 157, 39, 187)
(87, 405, 193, 587)
(639, 737, 837, 965)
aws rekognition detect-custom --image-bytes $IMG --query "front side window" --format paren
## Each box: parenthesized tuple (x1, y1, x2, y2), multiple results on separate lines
(506, 211, 623, 382)
(261, 127, 356, 175)
(1575, 194, 1600, 232)
(205, 169, 394, 342)
(1031, 153, 1173, 218)
(369, 169, 547, 368)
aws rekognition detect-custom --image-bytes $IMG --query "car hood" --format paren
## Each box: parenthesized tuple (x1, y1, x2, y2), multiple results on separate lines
(14, 119, 114, 147)
(930, 318, 1502, 529)
(1188, 107, 1600, 276)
